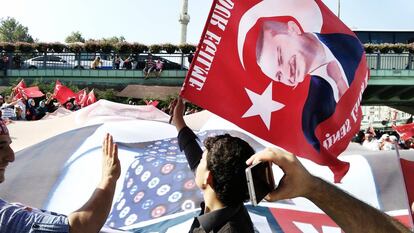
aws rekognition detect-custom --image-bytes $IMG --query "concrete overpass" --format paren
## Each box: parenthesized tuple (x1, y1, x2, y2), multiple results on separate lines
(1, 53, 414, 114)
(363, 69, 414, 114)
(362, 54, 414, 114)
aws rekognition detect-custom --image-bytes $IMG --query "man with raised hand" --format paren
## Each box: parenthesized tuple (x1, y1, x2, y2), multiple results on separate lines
(172, 98, 255, 233)
(0, 120, 121, 233)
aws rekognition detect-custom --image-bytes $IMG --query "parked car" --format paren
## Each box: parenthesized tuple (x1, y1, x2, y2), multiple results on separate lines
(132, 54, 186, 70)
(23, 55, 79, 69)
(23, 53, 113, 69)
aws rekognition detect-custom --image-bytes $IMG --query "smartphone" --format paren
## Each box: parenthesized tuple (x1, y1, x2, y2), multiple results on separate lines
(245, 161, 276, 206)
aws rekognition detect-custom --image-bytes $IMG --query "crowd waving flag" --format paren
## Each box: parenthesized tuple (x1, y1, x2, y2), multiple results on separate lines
(180, 0, 369, 182)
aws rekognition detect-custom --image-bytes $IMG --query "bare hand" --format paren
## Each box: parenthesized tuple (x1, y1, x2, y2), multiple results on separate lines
(173, 97, 185, 118)
(246, 147, 317, 201)
(171, 97, 186, 131)
(102, 133, 121, 183)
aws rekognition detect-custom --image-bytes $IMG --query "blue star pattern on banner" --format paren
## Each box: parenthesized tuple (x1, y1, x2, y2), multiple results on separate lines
(106, 130, 266, 229)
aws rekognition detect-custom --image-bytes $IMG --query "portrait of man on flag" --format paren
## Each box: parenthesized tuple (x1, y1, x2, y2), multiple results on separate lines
(238, 0, 364, 152)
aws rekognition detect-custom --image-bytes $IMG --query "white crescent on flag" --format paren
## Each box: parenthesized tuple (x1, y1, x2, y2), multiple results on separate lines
(237, 0, 323, 69)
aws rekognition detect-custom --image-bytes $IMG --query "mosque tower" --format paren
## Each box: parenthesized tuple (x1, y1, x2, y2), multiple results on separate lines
(179, 0, 191, 44)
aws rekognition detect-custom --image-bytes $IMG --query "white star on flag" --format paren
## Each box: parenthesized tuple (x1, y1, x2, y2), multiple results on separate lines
(242, 83, 285, 130)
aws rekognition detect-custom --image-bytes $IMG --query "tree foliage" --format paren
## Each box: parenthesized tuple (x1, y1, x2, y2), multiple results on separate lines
(100, 36, 126, 44)
(65, 31, 85, 43)
(0, 17, 34, 43)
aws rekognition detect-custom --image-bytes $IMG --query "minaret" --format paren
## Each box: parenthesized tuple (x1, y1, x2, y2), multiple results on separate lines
(337, 0, 341, 19)
(179, 0, 191, 44)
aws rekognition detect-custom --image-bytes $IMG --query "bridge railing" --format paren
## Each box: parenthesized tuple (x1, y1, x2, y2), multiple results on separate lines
(0, 52, 191, 70)
(366, 53, 414, 70)
(1, 52, 413, 71)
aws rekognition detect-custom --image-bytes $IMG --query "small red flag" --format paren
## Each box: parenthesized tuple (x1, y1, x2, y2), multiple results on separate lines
(85, 89, 97, 106)
(53, 80, 76, 104)
(144, 100, 159, 107)
(393, 123, 414, 140)
(75, 89, 88, 107)
(22, 86, 44, 98)
(13, 80, 27, 100)
(400, 158, 414, 223)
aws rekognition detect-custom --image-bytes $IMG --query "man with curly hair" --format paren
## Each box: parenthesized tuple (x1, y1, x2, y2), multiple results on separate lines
(172, 98, 255, 233)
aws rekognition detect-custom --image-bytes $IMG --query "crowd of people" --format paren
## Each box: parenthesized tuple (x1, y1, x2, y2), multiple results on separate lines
(0, 54, 21, 71)
(352, 125, 414, 151)
(98, 54, 165, 78)
(0, 91, 83, 123)
(0, 94, 52, 122)
(1, 86, 204, 123)
(115, 54, 164, 76)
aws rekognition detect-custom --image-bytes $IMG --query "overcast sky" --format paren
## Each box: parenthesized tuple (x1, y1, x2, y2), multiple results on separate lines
(1, 0, 413, 44)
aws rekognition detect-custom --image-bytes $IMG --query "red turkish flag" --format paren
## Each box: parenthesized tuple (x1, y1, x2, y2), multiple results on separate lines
(53, 80, 76, 104)
(85, 89, 97, 106)
(400, 158, 414, 222)
(144, 100, 159, 107)
(13, 80, 27, 100)
(21, 86, 44, 98)
(75, 89, 88, 107)
(180, 0, 369, 182)
(393, 123, 414, 140)
(270, 207, 411, 232)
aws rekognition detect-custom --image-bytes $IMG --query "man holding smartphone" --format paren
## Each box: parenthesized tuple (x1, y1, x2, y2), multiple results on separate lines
(247, 147, 412, 233)
(172, 97, 256, 233)
(173, 97, 411, 232)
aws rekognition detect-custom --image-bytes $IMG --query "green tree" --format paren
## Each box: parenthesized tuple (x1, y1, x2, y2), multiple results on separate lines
(0, 17, 34, 42)
(65, 31, 85, 43)
(100, 36, 126, 44)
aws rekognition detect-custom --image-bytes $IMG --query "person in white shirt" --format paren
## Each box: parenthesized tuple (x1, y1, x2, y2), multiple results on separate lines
(362, 133, 380, 151)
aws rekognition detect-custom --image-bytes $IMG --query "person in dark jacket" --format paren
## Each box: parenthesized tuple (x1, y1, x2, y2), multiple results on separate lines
(172, 98, 255, 233)
(36, 100, 48, 119)
(26, 98, 37, 121)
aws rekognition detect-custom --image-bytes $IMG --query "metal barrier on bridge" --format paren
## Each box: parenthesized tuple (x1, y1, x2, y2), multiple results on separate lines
(366, 53, 414, 70)
(0, 52, 191, 70)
